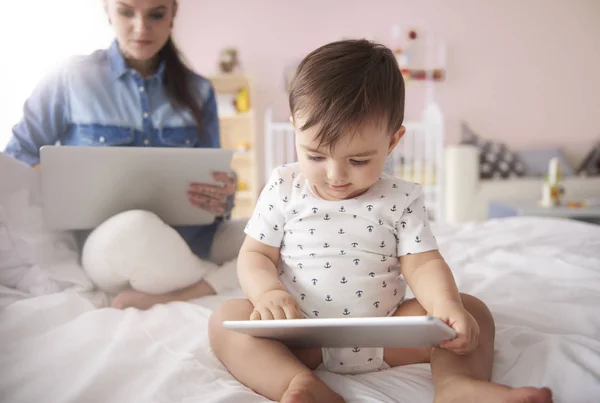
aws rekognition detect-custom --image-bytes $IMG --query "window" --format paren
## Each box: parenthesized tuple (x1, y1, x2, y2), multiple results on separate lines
(0, 0, 113, 148)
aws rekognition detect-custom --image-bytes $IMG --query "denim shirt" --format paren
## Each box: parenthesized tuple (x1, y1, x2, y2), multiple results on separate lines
(4, 40, 227, 258)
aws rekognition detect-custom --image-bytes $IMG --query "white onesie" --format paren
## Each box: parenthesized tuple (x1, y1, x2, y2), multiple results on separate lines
(244, 163, 438, 374)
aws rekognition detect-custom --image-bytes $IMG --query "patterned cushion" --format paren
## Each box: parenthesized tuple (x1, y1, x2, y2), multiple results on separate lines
(577, 141, 600, 176)
(460, 122, 525, 180)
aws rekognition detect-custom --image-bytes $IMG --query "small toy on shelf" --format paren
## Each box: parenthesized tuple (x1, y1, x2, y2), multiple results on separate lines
(237, 180, 249, 191)
(235, 87, 250, 113)
(235, 142, 251, 152)
(218, 48, 241, 74)
(539, 157, 565, 207)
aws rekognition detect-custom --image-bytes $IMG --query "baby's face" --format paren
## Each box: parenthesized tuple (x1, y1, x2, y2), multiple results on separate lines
(294, 118, 403, 201)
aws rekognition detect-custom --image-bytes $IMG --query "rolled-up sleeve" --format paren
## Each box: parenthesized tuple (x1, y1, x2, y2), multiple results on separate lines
(4, 67, 68, 166)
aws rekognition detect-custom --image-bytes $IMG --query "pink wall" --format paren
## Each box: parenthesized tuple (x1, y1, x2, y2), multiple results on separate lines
(174, 0, 600, 165)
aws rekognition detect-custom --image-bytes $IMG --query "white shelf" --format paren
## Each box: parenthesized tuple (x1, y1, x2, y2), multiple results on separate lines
(218, 111, 254, 121)
(236, 191, 253, 200)
(210, 74, 257, 219)
(233, 151, 253, 160)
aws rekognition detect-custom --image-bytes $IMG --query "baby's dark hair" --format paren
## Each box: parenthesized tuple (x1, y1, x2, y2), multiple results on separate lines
(289, 39, 405, 149)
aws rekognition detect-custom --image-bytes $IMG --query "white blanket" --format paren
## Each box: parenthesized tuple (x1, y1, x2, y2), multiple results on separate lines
(1, 216, 599, 403)
(0, 154, 104, 308)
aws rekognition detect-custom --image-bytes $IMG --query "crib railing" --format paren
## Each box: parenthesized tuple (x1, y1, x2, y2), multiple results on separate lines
(264, 108, 296, 177)
(390, 122, 444, 221)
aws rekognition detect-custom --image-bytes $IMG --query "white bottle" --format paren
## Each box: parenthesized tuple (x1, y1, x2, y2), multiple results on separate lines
(391, 24, 409, 69)
(421, 100, 444, 137)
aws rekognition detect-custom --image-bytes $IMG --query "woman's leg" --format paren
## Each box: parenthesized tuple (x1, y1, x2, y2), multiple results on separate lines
(111, 280, 215, 309)
(207, 218, 248, 264)
(384, 294, 553, 403)
(202, 218, 248, 294)
(112, 219, 248, 309)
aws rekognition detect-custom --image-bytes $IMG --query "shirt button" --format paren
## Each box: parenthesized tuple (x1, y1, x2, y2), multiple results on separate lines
(185, 139, 191, 145)
(144, 139, 150, 145)
(139, 86, 145, 92)
(99, 136, 105, 143)
(143, 112, 149, 119)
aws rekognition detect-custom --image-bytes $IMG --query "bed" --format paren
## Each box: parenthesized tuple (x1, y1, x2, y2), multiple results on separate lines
(2, 153, 600, 403)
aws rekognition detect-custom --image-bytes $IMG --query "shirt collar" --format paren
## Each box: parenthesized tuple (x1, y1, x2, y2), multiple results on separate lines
(108, 39, 166, 81)
(108, 40, 128, 80)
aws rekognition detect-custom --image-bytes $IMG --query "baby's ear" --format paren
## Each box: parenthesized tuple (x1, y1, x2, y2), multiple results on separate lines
(388, 126, 405, 152)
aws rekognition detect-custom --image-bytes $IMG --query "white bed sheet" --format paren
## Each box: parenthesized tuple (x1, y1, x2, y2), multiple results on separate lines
(1, 217, 600, 403)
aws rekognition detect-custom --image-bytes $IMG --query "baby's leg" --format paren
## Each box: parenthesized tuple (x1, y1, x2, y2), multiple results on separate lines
(384, 294, 552, 403)
(209, 299, 343, 403)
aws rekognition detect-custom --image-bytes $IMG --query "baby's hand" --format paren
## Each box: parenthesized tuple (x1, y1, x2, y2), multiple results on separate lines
(433, 302, 479, 355)
(250, 290, 304, 320)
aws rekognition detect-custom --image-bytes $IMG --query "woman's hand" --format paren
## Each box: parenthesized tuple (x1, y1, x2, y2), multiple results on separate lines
(188, 172, 236, 216)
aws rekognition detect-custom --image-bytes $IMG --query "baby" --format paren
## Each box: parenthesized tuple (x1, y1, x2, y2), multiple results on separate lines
(209, 40, 553, 403)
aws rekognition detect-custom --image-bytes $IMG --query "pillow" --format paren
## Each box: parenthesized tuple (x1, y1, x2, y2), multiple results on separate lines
(459, 122, 525, 180)
(81, 210, 215, 295)
(576, 141, 600, 176)
(516, 148, 575, 177)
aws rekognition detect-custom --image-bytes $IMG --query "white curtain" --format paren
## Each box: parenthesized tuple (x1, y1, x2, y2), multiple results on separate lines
(0, 0, 113, 149)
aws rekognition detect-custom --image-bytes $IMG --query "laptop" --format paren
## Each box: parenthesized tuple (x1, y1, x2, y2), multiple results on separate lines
(222, 316, 456, 348)
(40, 145, 233, 230)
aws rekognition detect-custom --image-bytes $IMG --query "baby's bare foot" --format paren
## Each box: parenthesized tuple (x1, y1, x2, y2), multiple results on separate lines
(281, 372, 344, 403)
(435, 376, 553, 403)
(111, 288, 166, 310)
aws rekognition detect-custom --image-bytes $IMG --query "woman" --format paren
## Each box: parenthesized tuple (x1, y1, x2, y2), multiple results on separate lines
(4, 0, 245, 309)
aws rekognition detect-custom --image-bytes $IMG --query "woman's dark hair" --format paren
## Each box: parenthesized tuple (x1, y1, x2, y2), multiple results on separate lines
(160, 38, 205, 138)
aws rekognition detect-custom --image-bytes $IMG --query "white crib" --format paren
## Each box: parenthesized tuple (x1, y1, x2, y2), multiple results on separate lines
(263, 107, 445, 221)
(264, 108, 297, 176)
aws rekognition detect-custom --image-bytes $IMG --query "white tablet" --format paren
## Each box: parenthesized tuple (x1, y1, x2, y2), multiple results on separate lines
(40, 145, 233, 230)
(222, 316, 456, 348)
